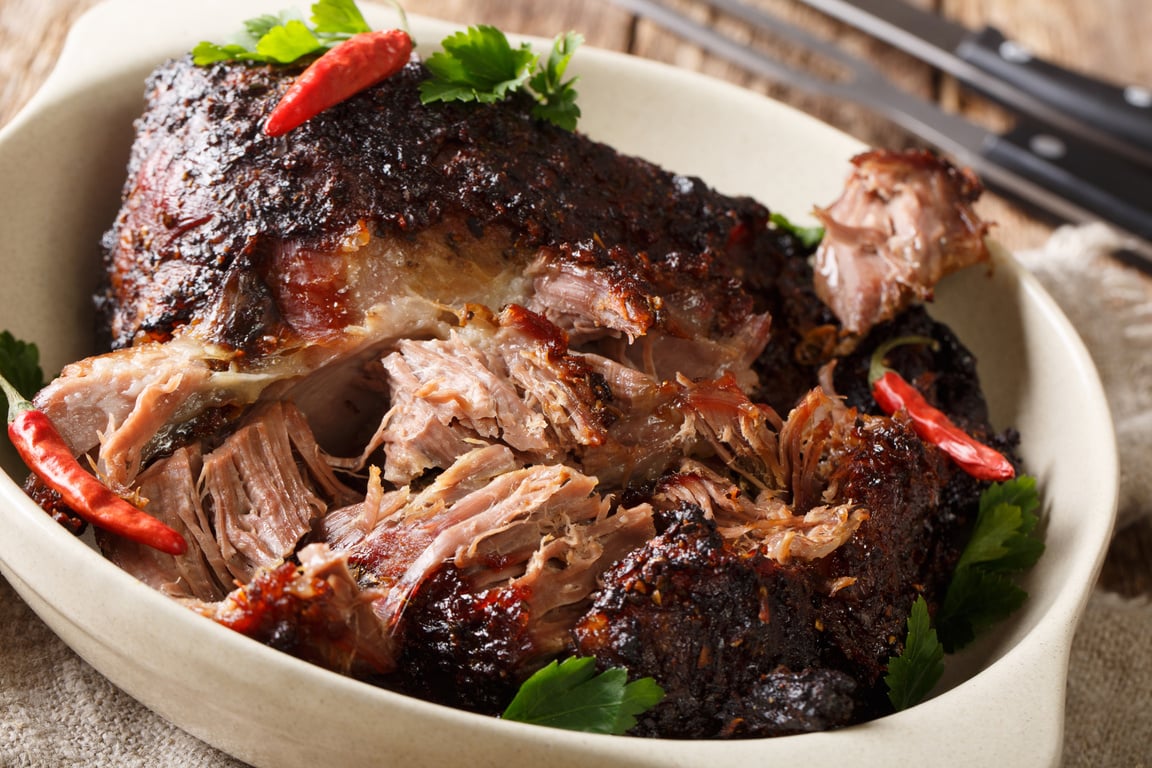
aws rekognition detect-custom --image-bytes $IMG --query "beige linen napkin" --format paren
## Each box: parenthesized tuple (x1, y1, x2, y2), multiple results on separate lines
(2, 224, 1150, 766)
(0, 576, 246, 767)
(1014, 223, 1152, 767)
(1014, 223, 1152, 530)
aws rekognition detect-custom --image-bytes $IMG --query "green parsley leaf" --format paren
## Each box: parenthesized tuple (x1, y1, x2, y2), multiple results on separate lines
(937, 475, 1044, 653)
(769, 212, 824, 249)
(420, 26, 584, 130)
(422, 26, 538, 104)
(0, 331, 45, 418)
(529, 32, 583, 131)
(310, 0, 371, 36)
(244, 13, 293, 44)
(886, 476, 1044, 708)
(502, 656, 665, 734)
(935, 568, 1027, 651)
(192, 42, 266, 66)
(192, 0, 377, 67)
(884, 595, 945, 711)
(255, 19, 326, 64)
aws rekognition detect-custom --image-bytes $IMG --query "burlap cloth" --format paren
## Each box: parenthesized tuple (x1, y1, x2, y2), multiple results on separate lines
(1, 224, 1149, 766)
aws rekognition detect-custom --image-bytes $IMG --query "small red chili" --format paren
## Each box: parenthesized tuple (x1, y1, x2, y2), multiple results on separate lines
(1, 376, 187, 556)
(264, 29, 414, 137)
(869, 336, 1015, 482)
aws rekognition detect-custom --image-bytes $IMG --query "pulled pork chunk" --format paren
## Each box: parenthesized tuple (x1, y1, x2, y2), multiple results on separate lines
(575, 387, 962, 737)
(392, 497, 654, 713)
(813, 149, 990, 336)
(188, 543, 395, 678)
(367, 305, 614, 485)
(573, 505, 852, 738)
(100, 401, 360, 598)
(320, 447, 654, 700)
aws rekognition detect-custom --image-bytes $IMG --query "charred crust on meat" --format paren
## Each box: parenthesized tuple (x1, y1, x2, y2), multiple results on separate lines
(718, 667, 859, 737)
(22, 475, 86, 536)
(391, 565, 537, 714)
(574, 504, 858, 738)
(98, 58, 774, 350)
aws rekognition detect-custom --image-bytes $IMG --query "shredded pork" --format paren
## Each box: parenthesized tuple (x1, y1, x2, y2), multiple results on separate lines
(812, 149, 990, 336)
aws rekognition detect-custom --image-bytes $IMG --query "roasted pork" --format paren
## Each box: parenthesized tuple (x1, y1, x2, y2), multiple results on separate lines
(25, 51, 1011, 736)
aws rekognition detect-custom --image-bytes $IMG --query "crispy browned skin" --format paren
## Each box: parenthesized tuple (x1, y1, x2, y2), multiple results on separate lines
(573, 506, 851, 737)
(573, 398, 971, 738)
(98, 58, 770, 351)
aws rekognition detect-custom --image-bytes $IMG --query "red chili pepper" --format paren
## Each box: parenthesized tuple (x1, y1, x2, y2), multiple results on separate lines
(869, 336, 1015, 482)
(264, 29, 414, 137)
(2, 377, 187, 556)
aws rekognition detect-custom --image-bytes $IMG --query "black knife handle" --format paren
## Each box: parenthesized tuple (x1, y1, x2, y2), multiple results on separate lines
(959, 27, 1152, 159)
(982, 119, 1152, 241)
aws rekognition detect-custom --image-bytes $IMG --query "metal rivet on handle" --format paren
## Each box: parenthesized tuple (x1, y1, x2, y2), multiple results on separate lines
(1124, 85, 1152, 108)
(1029, 134, 1067, 159)
(999, 40, 1033, 63)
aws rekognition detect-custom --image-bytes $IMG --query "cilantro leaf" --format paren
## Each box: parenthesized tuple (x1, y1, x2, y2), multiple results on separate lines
(529, 32, 583, 131)
(769, 212, 824, 249)
(936, 568, 1027, 651)
(937, 475, 1044, 653)
(255, 19, 326, 64)
(244, 13, 293, 43)
(954, 501, 1028, 569)
(192, 0, 376, 67)
(422, 26, 538, 104)
(310, 0, 371, 36)
(502, 656, 665, 734)
(421, 26, 583, 130)
(886, 476, 1044, 707)
(192, 42, 269, 66)
(885, 595, 944, 711)
(0, 331, 45, 418)
(532, 84, 581, 131)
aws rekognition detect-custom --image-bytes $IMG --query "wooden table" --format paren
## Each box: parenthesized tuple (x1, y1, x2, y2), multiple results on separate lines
(0, 0, 1149, 763)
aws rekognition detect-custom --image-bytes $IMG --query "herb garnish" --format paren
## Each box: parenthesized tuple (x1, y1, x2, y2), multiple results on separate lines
(937, 474, 1044, 651)
(885, 475, 1044, 710)
(0, 331, 44, 419)
(769, 211, 824, 249)
(192, 0, 375, 66)
(193, 2, 582, 130)
(502, 656, 665, 734)
(884, 595, 945, 711)
(419, 26, 584, 131)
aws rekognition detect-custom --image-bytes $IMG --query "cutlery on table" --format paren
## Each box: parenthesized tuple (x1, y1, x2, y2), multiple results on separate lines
(794, 0, 1152, 166)
(613, 0, 1152, 243)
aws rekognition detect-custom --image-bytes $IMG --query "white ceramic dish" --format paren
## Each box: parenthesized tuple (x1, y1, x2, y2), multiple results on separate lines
(0, 0, 1118, 765)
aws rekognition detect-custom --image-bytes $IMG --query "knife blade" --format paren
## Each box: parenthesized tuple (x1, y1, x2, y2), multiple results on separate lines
(794, 0, 1152, 166)
(614, 0, 1152, 242)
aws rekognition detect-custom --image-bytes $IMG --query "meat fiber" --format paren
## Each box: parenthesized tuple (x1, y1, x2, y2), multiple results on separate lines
(24, 50, 1011, 738)
(812, 149, 990, 337)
